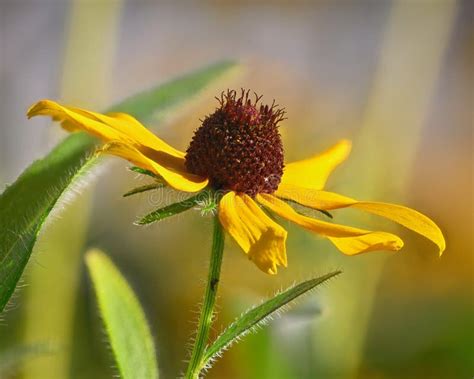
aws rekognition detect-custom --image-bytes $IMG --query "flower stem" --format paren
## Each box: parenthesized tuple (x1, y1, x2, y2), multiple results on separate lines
(185, 215, 225, 379)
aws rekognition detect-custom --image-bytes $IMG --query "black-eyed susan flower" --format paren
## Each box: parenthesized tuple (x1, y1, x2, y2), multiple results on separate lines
(27, 90, 445, 275)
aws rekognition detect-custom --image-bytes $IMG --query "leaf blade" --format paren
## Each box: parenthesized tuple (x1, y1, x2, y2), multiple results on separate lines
(123, 183, 164, 198)
(128, 166, 161, 179)
(202, 271, 342, 368)
(107, 60, 238, 122)
(85, 249, 158, 379)
(0, 61, 238, 312)
(136, 193, 202, 225)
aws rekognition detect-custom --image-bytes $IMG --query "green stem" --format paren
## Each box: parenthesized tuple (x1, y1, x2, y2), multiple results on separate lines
(185, 215, 225, 379)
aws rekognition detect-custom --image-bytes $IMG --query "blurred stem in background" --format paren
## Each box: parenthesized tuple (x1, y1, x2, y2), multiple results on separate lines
(21, 1, 122, 378)
(310, 1, 457, 378)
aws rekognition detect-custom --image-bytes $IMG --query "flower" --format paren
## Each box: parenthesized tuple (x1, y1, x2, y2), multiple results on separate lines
(27, 90, 445, 275)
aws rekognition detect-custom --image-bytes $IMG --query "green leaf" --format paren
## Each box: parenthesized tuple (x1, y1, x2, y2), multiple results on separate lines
(107, 60, 238, 122)
(0, 61, 238, 312)
(136, 193, 203, 225)
(85, 249, 158, 379)
(123, 183, 164, 198)
(129, 166, 161, 179)
(201, 270, 341, 369)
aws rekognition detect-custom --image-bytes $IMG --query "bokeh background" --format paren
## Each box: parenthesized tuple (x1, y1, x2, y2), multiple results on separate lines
(0, 1, 472, 378)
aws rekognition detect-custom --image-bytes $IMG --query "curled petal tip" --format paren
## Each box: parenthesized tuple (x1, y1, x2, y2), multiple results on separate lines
(394, 237, 404, 251)
(440, 232, 447, 255)
(344, 139, 352, 150)
(26, 101, 42, 118)
(27, 99, 55, 119)
(335, 139, 352, 158)
(339, 138, 352, 148)
(438, 240, 446, 257)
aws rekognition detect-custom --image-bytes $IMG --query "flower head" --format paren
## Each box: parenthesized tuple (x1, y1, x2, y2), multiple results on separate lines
(27, 91, 445, 275)
(185, 89, 284, 196)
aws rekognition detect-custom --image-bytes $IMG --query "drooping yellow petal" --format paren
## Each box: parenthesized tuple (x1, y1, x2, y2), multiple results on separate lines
(100, 142, 208, 192)
(353, 201, 445, 255)
(218, 192, 287, 274)
(27, 100, 185, 158)
(328, 232, 404, 256)
(274, 188, 445, 255)
(257, 194, 403, 255)
(279, 139, 352, 191)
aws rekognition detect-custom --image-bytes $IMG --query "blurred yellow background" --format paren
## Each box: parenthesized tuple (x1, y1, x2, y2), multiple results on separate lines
(0, 1, 472, 378)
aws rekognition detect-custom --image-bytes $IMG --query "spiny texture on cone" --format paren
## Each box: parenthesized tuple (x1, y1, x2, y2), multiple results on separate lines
(185, 89, 285, 196)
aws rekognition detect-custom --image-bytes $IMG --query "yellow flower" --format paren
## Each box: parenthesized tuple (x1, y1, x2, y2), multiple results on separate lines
(27, 90, 445, 275)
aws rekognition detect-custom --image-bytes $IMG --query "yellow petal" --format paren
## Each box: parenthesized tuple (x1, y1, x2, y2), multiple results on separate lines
(275, 189, 445, 255)
(279, 139, 352, 190)
(100, 142, 208, 192)
(352, 201, 445, 255)
(328, 232, 404, 256)
(257, 194, 403, 255)
(28, 100, 125, 142)
(275, 186, 351, 210)
(218, 192, 287, 274)
(27, 100, 185, 159)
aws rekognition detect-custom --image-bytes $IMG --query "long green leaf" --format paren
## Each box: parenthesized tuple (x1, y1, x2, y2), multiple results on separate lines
(0, 61, 237, 312)
(85, 249, 158, 379)
(202, 271, 341, 369)
(107, 61, 237, 121)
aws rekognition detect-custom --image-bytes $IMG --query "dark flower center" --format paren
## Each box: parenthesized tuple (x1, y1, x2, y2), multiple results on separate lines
(185, 89, 285, 197)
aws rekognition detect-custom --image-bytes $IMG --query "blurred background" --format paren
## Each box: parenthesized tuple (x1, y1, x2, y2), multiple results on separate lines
(0, 0, 472, 378)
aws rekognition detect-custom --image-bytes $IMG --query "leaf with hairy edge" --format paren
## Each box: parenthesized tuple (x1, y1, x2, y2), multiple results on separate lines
(86, 249, 158, 379)
(136, 193, 204, 225)
(123, 183, 164, 198)
(0, 61, 238, 312)
(129, 166, 161, 179)
(201, 271, 342, 370)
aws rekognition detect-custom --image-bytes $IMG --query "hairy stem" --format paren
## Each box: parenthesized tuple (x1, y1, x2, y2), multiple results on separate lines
(185, 215, 225, 379)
